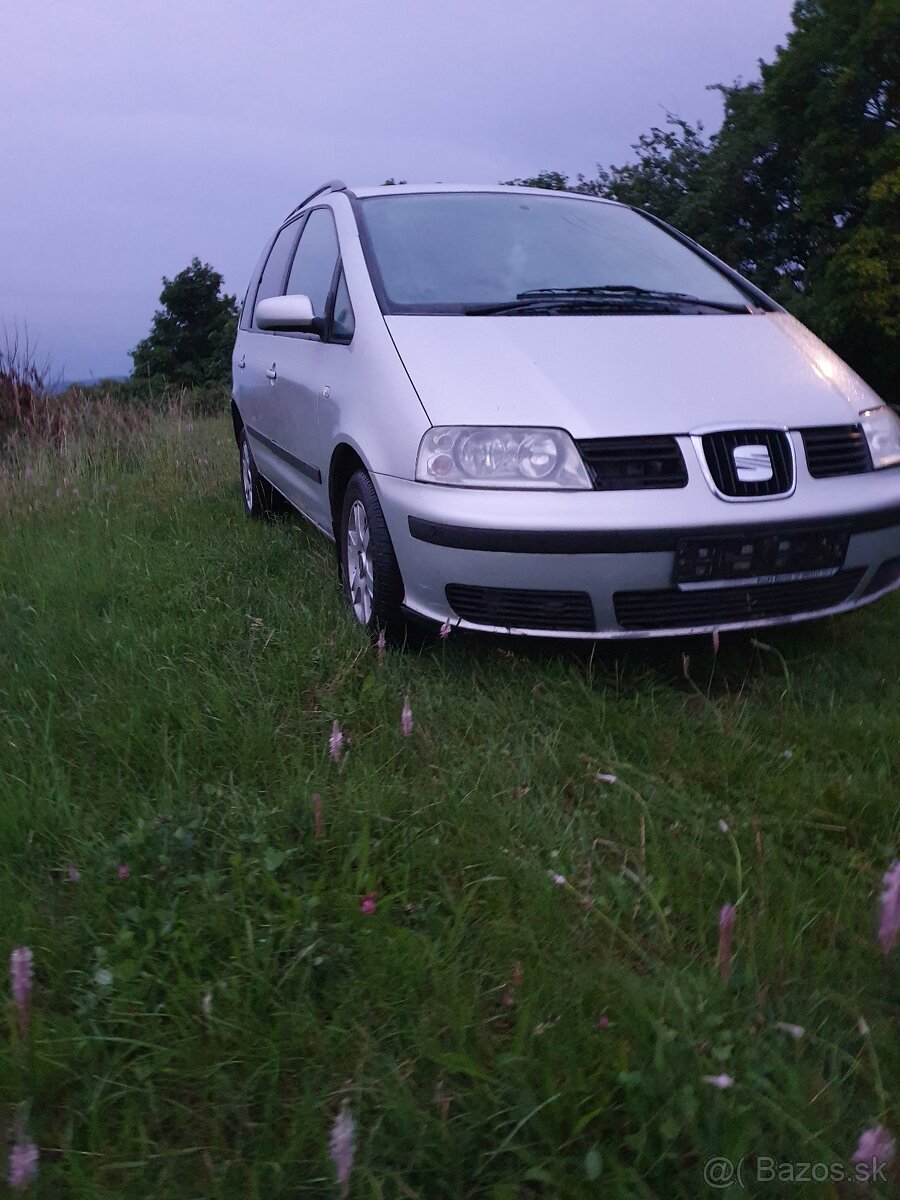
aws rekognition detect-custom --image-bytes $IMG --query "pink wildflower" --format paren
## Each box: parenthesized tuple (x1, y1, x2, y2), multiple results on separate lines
(702, 1074, 734, 1090)
(851, 1124, 895, 1169)
(439, 619, 452, 639)
(551, 873, 567, 887)
(67, 864, 80, 882)
(596, 1014, 610, 1029)
(7, 1138, 38, 1190)
(10, 948, 33, 1030)
(876, 859, 900, 953)
(117, 864, 130, 881)
(329, 720, 344, 762)
(717, 904, 736, 984)
(401, 696, 413, 737)
(329, 1099, 356, 1197)
(311, 793, 324, 840)
(359, 891, 377, 915)
(596, 772, 617, 784)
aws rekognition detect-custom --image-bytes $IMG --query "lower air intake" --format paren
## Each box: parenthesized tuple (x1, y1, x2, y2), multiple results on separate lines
(446, 584, 595, 632)
(862, 557, 900, 597)
(614, 569, 865, 631)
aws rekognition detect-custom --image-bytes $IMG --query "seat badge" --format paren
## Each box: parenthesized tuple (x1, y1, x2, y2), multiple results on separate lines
(732, 444, 773, 483)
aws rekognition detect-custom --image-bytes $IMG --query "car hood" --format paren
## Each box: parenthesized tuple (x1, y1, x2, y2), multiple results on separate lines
(385, 311, 880, 437)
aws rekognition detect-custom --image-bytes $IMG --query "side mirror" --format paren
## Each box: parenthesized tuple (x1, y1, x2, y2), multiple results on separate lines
(255, 294, 316, 331)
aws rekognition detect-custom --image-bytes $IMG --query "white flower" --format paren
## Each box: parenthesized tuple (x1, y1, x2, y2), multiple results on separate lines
(329, 1099, 356, 1196)
(702, 1073, 734, 1090)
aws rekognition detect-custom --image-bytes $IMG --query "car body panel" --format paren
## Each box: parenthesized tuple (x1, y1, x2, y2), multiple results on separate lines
(232, 184, 900, 638)
(236, 193, 430, 531)
(372, 467, 899, 634)
(383, 311, 879, 436)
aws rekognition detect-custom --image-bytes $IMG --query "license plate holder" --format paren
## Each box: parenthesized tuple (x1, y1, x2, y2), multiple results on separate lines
(674, 529, 849, 587)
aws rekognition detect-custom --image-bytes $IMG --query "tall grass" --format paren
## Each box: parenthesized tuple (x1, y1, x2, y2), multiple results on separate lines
(0, 334, 227, 512)
(0, 403, 897, 1197)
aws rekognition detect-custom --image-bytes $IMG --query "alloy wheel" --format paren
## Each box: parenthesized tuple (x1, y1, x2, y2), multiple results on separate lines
(241, 439, 254, 512)
(346, 499, 374, 624)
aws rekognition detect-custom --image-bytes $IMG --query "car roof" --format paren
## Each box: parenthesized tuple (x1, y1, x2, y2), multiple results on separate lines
(348, 183, 620, 204)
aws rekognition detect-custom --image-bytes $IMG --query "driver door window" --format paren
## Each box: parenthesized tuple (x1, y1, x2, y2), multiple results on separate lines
(285, 208, 340, 320)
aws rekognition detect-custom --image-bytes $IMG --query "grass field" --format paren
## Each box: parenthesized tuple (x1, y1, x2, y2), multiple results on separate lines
(1, 414, 897, 1197)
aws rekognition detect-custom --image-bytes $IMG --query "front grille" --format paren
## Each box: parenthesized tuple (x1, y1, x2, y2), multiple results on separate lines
(446, 584, 595, 631)
(802, 425, 872, 478)
(613, 568, 865, 631)
(700, 429, 794, 498)
(577, 436, 688, 491)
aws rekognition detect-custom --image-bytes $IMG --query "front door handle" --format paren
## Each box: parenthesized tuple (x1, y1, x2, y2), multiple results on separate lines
(265, 364, 277, 382)
(237, 353, 245, 370)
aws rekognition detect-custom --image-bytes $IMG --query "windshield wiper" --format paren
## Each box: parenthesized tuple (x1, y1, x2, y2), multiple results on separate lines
(464, 293, 682, 316)
(515, 285, 753, 313)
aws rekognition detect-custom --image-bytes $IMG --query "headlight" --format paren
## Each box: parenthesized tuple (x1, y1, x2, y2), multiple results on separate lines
(416, 426, 592, 489)
(861, 406, 900, 470)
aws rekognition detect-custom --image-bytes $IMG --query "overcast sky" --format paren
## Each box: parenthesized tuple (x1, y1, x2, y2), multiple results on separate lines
(2, 0, 796, 380)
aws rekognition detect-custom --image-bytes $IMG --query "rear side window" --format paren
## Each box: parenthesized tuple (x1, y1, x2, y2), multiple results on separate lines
(285, 208, 340, 318)
(252, 220, 302, 326)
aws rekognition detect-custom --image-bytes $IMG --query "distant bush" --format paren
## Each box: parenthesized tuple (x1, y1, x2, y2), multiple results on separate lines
(0, 332, 228, 471)
(0, 330, 54, 443)
(131, 258, 238, 389)
(78, 374, 230, 418)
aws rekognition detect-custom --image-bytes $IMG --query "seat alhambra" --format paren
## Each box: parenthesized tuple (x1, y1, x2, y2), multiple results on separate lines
(232, 181, 900, 639)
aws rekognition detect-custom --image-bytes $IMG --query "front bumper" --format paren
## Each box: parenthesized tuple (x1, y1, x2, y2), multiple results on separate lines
(374, 468, 900, 639)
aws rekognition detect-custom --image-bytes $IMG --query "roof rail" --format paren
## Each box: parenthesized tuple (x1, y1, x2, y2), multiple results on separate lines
(286, 179, 347, 219)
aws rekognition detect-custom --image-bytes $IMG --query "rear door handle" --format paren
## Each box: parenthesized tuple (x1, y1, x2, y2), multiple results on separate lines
(265, 364, 277, 381)
(237, 353, 245, 369)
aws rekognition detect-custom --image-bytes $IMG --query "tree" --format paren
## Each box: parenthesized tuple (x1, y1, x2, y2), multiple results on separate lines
(592, 116, 712, 232)
(131, 258, 238, 388)
(502, 169, 589, 192)
(507, 0, 899, 401)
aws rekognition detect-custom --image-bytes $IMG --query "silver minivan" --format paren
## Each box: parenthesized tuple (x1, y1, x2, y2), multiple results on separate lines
(232, 181, 900, 639)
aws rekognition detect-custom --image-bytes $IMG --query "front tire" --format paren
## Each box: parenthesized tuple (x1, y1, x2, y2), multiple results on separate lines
(340, 470, 404, 635)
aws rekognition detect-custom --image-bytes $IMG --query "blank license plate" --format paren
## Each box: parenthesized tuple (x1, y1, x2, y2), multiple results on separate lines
(674, 530, 849, 587)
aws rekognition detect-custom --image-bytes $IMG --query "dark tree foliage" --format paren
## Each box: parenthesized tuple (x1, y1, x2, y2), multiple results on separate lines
(131, 258, 238, 388)
(507, 0, 899, 401)
(502, 170, 587, 192)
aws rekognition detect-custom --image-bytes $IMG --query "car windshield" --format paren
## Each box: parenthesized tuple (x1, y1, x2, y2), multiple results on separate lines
(357, 191, 753, 314)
